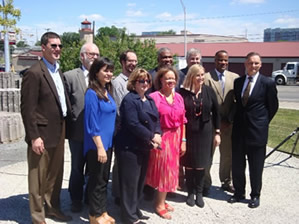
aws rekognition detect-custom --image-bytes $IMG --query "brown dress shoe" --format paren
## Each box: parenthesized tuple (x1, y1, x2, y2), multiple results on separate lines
(46, 210, 72, 222)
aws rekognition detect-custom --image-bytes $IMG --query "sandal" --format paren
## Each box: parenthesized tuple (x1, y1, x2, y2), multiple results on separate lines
(165, 203, 174, 212)
(156, 209, 172, 220)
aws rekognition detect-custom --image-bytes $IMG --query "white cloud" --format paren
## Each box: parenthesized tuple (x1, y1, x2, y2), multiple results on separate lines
(231, 0, 265, 4)
(127, 3, 136, 7)
(156, 12, 172, 19)
(79, 14, 104, 21)
(126, 10, 145, 17)
(274, 16, 299, 27)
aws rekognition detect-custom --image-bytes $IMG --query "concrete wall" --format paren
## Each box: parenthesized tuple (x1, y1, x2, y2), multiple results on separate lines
(0, 72, 24, 143)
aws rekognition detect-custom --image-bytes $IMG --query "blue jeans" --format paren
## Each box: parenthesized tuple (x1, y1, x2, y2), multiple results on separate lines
(68, 139, 87, 202)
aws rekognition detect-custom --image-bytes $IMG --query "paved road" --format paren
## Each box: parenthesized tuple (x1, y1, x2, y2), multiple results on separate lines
(277, 85, 299, 103)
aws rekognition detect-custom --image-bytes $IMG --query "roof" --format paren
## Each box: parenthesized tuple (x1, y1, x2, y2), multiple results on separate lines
(156, 41, 299, 58)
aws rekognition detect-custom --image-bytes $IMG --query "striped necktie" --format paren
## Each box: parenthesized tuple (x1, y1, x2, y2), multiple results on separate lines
(242, 76, 253, 106)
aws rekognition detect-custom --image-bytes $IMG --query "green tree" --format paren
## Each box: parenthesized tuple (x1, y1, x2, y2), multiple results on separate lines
(59, 32, 83, 72)
(158, 29, 176, 35)
(95, 26, 157, 75)
(16, 40, 28, 47)
(59, 26, 158, 74)
(0, 0, 21, 31)
(61, 32, 80, 46)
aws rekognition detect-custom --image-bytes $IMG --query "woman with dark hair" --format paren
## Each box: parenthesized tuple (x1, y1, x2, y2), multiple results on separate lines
(84, 57, 116, 224)
(116, 68, 162, 224)
(145, 66, 186, 220)
(179, 64, 220, 208)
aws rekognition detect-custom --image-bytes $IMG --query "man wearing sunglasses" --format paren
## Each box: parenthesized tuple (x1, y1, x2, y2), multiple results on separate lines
(64, 43, 100, 213)
(21, 32, 72, 224)
(111, 50, 138, 205)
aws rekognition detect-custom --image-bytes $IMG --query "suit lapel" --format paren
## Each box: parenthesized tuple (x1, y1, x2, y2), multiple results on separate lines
(210, 70, 224, 101)
(40, 60, 61, 106)
(77, 68, 87, 93)
(223, 71, 234, 97)
(247, 74, 261, 105)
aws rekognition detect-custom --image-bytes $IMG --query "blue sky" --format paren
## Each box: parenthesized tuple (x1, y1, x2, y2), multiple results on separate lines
(13, 0, 299, 45)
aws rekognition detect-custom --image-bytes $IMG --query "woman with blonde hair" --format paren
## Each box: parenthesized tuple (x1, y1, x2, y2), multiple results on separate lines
(179, 64, 221, 208)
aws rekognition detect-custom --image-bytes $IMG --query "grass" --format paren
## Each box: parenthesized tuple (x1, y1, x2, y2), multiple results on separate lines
(268, 108, 299, 157)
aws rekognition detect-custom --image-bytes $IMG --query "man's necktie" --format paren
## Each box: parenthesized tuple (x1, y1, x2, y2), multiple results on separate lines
(219, 73, 224, 95)
(242, 76, 253, 106)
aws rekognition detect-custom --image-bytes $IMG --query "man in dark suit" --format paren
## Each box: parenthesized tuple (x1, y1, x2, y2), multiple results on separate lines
(204, 50, 239, 195)
(64, 42, 100, 212)
(228, 52, 278, 208)
(147, 47, 184, 93)
(179, 48, 201, 87)
(21, 32, 72, 224)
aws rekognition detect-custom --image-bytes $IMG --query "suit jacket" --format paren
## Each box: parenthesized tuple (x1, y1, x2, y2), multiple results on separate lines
(64, 67, 87, 142)
(21, 60, 70, 148)
(115, 91, 162, 152)
(232, 74, 278, 147)
(205, 69, 239, 123)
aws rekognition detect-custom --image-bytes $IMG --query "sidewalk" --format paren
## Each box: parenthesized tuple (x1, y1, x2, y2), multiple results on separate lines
(0, 139, 298, 224)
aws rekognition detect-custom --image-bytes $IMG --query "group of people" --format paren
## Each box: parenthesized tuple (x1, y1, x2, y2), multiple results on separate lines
(20, 32, 278, 224)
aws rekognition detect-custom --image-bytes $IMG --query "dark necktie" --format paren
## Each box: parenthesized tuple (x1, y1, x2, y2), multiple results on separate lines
(242, 76, 253, 106)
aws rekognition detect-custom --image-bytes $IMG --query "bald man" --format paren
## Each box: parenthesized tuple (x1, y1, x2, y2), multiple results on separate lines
(64, 43, 100, 212)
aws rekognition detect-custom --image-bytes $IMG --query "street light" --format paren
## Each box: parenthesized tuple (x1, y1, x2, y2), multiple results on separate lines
(2, 0, 10, 72)
(180, 0, 187, 59)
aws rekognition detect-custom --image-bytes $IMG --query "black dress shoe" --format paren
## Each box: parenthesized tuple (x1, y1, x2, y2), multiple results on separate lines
(248, 197, 260, 208)
(137, 209, 150, 220)
(227, 195, 245, 203)
(221, 184, 235, 193)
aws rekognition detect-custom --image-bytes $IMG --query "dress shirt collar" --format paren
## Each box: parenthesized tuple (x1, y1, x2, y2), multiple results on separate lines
(42, 57, 59, 73)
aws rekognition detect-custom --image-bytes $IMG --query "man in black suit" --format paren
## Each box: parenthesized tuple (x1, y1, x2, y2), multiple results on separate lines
(228, 52, 278, 208)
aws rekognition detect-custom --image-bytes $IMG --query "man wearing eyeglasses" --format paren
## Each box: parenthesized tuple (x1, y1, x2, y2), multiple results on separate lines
(64, 43, 100, 213)
(21, 32, 72, 224)
(111, 50, 138, 205)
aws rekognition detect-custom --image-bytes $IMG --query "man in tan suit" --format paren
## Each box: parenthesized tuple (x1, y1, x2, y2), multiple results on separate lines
(204, 50, 239, 195)
(21, 32, 71, 224)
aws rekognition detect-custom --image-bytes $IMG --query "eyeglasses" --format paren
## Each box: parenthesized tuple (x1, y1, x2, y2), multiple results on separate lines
(50, 44, 63, 49)
(85, 52, 99, 57)
(137, 79, 151, 84)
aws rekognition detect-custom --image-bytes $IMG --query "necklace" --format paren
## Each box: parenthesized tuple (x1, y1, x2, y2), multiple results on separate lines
(192, 93, 202, 117)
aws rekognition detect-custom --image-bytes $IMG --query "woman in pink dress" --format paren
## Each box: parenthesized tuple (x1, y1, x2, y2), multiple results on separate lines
(146, 66, 186, 220)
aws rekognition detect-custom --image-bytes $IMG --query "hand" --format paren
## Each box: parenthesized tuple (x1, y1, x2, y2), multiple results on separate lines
(97, 148, 107, 163)
(152, 133, 162, 145)
(31, 137, 44, 155)
(214, 134, 221, 147)
(180, 142, 186, 157)
(151, 141, 159, 149)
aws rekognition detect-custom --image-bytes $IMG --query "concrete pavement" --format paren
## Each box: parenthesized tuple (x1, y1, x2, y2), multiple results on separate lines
(0, 101, 298, 224)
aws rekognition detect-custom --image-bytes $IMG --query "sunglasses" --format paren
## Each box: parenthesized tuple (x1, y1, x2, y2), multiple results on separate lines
(50, 44, 63, 49)
(137, 79, 151, 84)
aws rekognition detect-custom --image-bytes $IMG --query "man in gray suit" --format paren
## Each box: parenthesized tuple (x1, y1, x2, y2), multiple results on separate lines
(64, 42, 100, 212)
(204, 50, 239, 195)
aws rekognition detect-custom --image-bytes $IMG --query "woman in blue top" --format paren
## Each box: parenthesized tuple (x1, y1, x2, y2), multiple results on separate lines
(84, 57, 116, 224)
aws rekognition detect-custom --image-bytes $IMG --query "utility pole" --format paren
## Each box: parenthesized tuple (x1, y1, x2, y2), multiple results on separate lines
(180, 0, 187, 59)
(3, 0, 10, 72)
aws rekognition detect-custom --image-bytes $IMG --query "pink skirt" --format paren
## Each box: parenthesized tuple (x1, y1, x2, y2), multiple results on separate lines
(145, 127, 182, 192)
